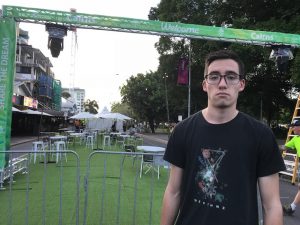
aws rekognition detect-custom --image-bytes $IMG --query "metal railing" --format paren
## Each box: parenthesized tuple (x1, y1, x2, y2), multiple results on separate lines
(0, 150, 168, 225)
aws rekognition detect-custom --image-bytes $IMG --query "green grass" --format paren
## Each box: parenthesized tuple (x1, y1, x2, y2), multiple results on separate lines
(0, 138, 168, 225)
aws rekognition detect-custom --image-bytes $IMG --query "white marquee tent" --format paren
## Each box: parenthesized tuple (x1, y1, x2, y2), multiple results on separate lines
(86, 107, 132, 132)
(69, 112, 97, 119)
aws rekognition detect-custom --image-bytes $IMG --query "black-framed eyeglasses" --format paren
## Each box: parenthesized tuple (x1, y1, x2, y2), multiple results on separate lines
(204, 73, 241, 85)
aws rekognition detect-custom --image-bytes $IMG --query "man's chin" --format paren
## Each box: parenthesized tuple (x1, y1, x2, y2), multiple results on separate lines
(214, 101, 231, 109)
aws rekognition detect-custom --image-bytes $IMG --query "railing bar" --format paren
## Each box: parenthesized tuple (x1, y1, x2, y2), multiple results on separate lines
(83, 150, 97, 225)
(75, 151, 80, 225)
(99, 154, 107, 225)
(132, 155, 140, 225)
(8, 155, 13, 225)
(42, 152, 48, 225)
(59, 155, 63, 225)
(148, 160, 154, 225)
(25, 154, 30, 225)
(116, 156, 125, 225)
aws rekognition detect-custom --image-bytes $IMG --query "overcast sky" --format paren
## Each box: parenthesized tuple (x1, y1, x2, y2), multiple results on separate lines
(1, 0, 161, 111)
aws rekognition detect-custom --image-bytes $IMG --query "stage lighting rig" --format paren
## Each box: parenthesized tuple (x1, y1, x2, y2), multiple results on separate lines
(45, 23, 68, 58)
(269, 45, 294, 75)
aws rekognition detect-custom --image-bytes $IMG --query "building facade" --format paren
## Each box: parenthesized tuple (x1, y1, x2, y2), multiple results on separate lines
(14, 28, 61, 111)
(12, 28, 64, 135)
(62, 88, 85, 113)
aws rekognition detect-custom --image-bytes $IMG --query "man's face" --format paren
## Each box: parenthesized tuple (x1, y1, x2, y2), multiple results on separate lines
(293, 126, 300, 135)
(202, 59, 245, 109)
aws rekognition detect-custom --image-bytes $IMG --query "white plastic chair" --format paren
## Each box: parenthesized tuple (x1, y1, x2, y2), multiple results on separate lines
(140, 154, 168, 179)
(31, 141, 45, 164)
(86, 135, 94, 149)
(53, 141, 67, 163)
(103, 135, 111, 149)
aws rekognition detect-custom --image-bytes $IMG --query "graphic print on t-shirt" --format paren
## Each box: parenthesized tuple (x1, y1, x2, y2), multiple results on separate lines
(194, 148, 226, 210)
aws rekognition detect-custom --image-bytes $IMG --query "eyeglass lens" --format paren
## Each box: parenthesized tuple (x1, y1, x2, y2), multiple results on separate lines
(206, 73, 240, 85)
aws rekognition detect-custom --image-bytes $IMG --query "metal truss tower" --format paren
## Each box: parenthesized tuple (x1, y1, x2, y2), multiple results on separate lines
(69, 8, 78, 102)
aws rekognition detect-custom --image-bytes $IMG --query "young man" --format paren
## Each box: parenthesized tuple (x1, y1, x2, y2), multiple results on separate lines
(282, 120, 300, 215)
(160, 49, 286, 225)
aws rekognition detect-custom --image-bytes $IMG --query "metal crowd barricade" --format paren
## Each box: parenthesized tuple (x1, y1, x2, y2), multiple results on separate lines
(0, 149, 168, 225)
(83, 150, 167, 225)
(0, 149, 265, 225)
(0, 150, 80, 225)
(0, 154, 28, 190)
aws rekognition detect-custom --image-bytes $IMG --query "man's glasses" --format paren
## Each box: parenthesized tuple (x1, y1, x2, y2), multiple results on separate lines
(204, 73, 241, 85)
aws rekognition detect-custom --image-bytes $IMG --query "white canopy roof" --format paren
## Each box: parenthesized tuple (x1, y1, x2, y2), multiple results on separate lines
(12, 107, 22, 112)
(70, 112, 97, 119)
(22, 109, 53, 116)
(97, 112, 132, 120)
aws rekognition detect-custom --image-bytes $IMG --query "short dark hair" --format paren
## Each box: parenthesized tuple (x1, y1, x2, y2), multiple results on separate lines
(289, 120, 300, 127)
(204, 49, 245, 78)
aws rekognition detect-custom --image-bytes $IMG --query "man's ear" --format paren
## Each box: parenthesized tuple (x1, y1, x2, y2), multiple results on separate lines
(202, 80, 207, 92)
(238, 79, 245, 92)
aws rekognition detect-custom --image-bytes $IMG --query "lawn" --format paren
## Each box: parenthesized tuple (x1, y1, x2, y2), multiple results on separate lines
(0, 137, 169, 225)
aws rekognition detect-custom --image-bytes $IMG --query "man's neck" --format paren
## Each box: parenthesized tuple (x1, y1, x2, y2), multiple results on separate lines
(202, 107, 238, 124)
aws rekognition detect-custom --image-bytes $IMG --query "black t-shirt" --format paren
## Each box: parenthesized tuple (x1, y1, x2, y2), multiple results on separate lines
(164, 111, 286, 225)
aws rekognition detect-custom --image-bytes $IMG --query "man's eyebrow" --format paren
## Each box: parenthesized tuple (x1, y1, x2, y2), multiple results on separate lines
(225, 70, 239, 74)
(207, 70, 239, 74)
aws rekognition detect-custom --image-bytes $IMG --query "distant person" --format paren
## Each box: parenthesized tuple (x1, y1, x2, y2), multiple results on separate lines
(128, 125, 136, 136)
(282, 120, 300, 216)
(123, 122, 127, 132)
(160, 49, 285, 225)
(111, 121, 117, 132)
(74, 119, 80, 132)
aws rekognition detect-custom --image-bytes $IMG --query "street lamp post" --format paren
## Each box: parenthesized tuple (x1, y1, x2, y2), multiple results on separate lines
(187, 39, 192, 117)
(258, 91, 263, 121)
(164, 74, 170, 123)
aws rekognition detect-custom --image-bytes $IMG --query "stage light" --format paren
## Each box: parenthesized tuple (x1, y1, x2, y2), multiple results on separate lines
(45, 23, 68, 58)
(269, 45, 294, 75)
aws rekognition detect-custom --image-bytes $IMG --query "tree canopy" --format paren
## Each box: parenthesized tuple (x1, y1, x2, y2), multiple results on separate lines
(148, 0, 300, 125)
(120, 72, 166, 132)
(119, 0, 300, 130)
(83, 99, 99, 114)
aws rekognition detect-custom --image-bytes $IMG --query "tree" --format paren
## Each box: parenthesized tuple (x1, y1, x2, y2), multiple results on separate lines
(149, 0, 300, 126)
(83, 99, 99, 114)
(121, 72, 166, 133)
(111, 101, 136, 119)
(61, 91, 71, 99)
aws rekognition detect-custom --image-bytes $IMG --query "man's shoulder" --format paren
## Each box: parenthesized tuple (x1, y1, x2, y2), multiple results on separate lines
(238, 112, 267, 128)
(176, 111, 201, 127)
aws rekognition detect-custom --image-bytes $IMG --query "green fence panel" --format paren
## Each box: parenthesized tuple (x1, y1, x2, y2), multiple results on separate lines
(0, 18, 17, 169)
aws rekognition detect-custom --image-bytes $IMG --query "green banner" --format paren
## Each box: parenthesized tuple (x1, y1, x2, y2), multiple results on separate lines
(3, 5, 300, 46)
(0, 18, 16, 170)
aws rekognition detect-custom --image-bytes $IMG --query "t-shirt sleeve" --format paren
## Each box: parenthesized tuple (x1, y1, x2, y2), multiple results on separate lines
(257, 126, 286, 177)
(285, 137, 295, 149)
(163, 124, 186, 169)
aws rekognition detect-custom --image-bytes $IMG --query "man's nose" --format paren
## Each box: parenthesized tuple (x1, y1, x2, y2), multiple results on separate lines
(218, 76, 228, 86)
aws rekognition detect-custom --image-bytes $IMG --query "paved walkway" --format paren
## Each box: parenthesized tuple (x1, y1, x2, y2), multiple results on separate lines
(10, 136, 38, 146)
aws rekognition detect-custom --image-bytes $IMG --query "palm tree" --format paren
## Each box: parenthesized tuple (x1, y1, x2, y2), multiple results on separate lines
(61, 91, 71, 99)
(83, 99, 99, 114)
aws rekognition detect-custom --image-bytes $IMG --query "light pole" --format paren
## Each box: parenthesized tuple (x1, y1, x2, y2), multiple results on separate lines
(187, 38, 192, 117)
(164, 73, 170, 123)
(258, 91, 263, 121)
